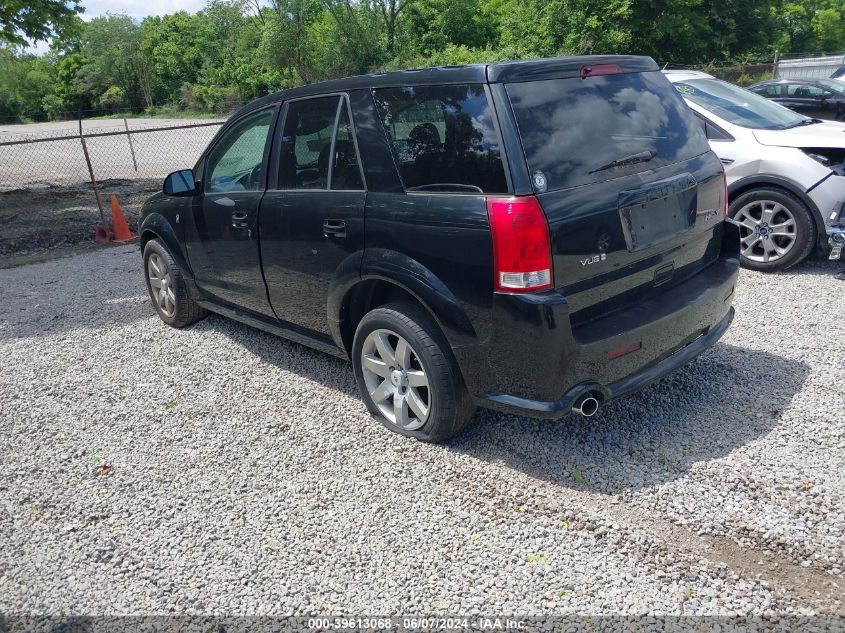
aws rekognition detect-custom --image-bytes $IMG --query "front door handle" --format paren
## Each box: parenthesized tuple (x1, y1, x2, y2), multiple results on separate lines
(322, 219, 347, 239)
(231, 211, 249, 229)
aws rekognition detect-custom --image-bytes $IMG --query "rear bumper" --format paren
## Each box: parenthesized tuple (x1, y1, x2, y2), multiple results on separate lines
(476, 222, 740, 419)
(479, 306, 734, 418)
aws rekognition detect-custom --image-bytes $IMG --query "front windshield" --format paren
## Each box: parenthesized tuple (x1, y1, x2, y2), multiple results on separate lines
(673, 79, 806, 130)
(818, 79, 845, 96)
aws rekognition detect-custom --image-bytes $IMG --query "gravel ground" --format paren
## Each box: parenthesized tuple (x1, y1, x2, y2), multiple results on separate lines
(0, 246, 843, 622)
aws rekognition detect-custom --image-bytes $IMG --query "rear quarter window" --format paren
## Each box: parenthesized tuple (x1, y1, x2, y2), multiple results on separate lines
(373, 84, 508, 194)
(507, 71, 709, 192)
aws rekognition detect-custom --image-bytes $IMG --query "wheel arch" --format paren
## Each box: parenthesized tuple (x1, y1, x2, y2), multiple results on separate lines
(330, 249, 478, 359)
(139, 213, 193, 279)
(728, 174, 824, 247)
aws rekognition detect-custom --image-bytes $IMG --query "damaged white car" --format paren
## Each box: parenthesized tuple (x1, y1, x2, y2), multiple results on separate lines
(664, 70, 845, 271)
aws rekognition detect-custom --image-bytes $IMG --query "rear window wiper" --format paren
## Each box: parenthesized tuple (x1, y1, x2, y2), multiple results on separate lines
(406, 183, 484, 193)
(588, 149, 657, 174)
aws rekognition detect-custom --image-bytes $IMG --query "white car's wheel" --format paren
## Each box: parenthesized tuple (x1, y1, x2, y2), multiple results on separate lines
(729, 187, 816, 272)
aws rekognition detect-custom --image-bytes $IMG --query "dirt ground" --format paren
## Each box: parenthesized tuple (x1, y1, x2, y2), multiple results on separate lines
(0, 179, 160, 267)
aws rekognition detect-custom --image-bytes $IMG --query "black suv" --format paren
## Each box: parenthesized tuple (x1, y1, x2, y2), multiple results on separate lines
(140, 55, 740, 442)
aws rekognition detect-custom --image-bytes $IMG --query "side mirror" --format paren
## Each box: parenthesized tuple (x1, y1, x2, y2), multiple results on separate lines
(163, 169, 197, 196)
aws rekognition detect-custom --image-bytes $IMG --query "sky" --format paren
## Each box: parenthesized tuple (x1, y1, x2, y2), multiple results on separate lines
(24, 0, 207, 54)
(80, 0, 207, 19)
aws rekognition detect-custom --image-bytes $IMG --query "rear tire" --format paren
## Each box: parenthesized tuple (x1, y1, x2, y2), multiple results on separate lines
(352, 302, 475, 443)
(729, 187, 816, 272)
(143, 239, 207, 328)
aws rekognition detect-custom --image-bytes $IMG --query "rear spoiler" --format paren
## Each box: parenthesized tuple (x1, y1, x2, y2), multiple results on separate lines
(487, 55, 659, 84)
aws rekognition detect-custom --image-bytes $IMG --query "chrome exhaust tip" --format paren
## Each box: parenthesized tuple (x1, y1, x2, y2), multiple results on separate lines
(573, 393, 601, 417)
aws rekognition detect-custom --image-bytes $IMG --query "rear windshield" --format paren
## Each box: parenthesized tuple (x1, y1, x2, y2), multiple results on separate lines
(506, 71, 709, 191)
(373, 84, 508, 194)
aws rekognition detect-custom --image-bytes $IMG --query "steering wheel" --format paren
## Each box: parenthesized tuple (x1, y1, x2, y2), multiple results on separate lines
(244, 163, 263, 189)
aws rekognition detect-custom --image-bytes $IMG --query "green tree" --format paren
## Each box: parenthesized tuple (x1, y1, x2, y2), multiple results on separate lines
(76, 15, 152, 109)
(499, 0, 631, 58)
(52, 51, 89, 112)
(4, 0, 843, 125)
(0, 48, 59, 120)
(811, 3, 845, 52)
(402, 0, 497, 57)
(319, 0, 386, 75)
(773, 1, 845, 54)
(374, 0, 418, 56)
(141, 12, 213, 103)
(0, 0, 82, 46)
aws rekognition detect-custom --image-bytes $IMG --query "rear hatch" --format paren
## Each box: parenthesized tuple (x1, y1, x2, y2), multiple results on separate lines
(504, 63, 726, 330)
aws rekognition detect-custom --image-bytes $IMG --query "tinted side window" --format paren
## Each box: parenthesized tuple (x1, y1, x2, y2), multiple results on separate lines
(693, 112, 733, 141)
(206, 108, 274, 193)
(705, 120, 732, 141)
(332, 104, 364, 190)
(787, 84, 825, 98)
(373, 84, 508, 194)
(278, 96, 340, 190)
(752, 84, 781, 98)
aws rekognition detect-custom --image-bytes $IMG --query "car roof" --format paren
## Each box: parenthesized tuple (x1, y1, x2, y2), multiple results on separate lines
(752, 78, 823, 85)
(661, 70, 716, 82)
(234, 55, 658, 119)
(748, 78, 845, 93)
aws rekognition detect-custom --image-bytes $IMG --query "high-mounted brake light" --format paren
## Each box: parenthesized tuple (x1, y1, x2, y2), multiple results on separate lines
(580, 63, 624, 79)
(486, 196, 553, 293)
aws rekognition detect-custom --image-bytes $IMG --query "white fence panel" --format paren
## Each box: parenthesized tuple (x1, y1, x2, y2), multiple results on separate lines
(775, 54, 845, 80)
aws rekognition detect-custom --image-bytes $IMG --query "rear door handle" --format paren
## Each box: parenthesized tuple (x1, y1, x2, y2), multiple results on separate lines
(322, 219, 347, 239)
(231, 211, 248, 229)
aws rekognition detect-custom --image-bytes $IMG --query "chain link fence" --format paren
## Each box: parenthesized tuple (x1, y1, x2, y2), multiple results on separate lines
(0, 118, 225, 191)
(664, 52, 845, 85)
(0, 118, 226, 262)
(662, 61, 777, 86)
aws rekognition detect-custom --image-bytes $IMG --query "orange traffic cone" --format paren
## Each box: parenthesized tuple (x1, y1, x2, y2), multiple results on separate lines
(110, 195, 135, 243)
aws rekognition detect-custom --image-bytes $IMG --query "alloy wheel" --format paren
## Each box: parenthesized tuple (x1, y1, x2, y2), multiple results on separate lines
(147, 253, 177, 318)
(360, 328, 430, 431)
(734, 199, 797, 264)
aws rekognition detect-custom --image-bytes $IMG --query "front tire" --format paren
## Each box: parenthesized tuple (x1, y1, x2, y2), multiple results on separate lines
(729, 187, 816, 272)
(143, 239, 207, 328)
(352, 302, 475, 443)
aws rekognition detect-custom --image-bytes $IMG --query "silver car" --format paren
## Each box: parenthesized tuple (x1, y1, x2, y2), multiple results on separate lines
(664, 70, 845, 271)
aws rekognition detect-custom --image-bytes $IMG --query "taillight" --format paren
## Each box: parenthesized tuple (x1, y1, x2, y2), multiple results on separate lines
(486, 196, 553, 293)
(722, 171, 729, 219)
